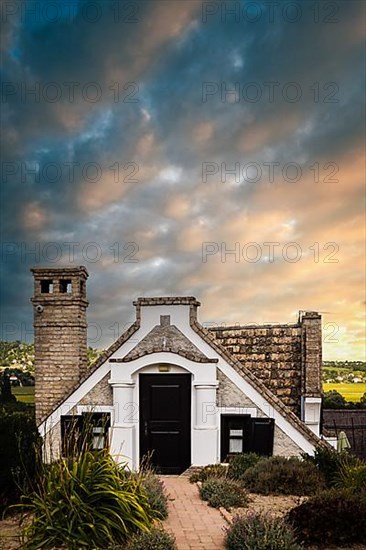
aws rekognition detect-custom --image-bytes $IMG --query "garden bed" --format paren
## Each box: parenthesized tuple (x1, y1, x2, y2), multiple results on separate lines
(219, 495, 366, 550)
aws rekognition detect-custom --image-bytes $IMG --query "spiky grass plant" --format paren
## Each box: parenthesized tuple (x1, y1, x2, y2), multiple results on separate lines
(20, 449, 155, 549)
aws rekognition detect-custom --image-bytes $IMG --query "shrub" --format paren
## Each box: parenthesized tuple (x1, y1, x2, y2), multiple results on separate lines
(302, 445, 362, 488)
(242, 456, 324, 496)
(189, 464, 228, 483)
(287, 488, 366, 546)
(200, 478, 250, 510)
(141, 473, 168, 519)
(225, 512, 301, 550)
(335, 459, 366, 492)
(227, 453, 261, 480)
(0, 403, 40, 514)
(20, 449, 155, 549)
(323, 390, 347, 409)
(124, 527, 176, 549)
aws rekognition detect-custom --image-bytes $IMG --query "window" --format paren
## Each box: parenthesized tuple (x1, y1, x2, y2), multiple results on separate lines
(60, 279, 72, 293)
(229, 429, 244, 453)
(221, 415, 251, 461)
(40, 279, 53, 293)
(221, 414, 274, 461)
(61, 413, 110, 456)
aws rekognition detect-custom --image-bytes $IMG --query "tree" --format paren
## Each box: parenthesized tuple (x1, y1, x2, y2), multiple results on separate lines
(323, 390, 346, 409)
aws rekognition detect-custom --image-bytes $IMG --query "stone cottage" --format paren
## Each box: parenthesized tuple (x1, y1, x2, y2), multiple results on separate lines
(31, 266, 328, 473)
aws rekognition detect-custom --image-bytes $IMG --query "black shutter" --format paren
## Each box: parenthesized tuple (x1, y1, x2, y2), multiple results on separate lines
(250, 418, 274, 456)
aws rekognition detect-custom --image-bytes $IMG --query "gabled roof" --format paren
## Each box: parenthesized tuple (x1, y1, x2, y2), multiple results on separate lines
(190, 319, 327, 449)
(112, 323, 218, 364)
(38, 297, 328, 450)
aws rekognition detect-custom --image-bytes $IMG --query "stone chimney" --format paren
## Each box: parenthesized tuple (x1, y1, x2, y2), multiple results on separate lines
(31, 266, 89, 425)
(300, 311, 322, 436)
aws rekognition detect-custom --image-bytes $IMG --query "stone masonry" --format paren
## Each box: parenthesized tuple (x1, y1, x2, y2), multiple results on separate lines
(31, 267, 89, 424)
(210, 312, 322, 418)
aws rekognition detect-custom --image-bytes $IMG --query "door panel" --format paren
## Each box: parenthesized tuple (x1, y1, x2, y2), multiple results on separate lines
(139, 374, 191, 474)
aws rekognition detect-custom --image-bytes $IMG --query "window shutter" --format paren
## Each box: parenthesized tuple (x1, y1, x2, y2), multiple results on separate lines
(250, 418, 274, 456)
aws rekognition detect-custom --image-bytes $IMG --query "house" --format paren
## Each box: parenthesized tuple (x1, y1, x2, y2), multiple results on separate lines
(31, 266, 329, 474)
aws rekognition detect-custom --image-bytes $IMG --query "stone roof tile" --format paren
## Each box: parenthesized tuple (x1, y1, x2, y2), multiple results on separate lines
(117, 324, 217, 363)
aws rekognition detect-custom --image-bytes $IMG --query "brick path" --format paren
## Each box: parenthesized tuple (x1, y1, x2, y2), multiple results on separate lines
(162, 476, 226, 550)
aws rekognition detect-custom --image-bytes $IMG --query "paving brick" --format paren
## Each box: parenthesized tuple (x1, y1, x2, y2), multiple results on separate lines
(162, 477, 226, 550)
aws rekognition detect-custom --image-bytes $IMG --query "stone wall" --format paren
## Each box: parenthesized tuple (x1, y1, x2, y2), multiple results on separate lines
(79, 374, 113, 406)
(217, 370, 265, 413)
(211, 325, 303, 416)
(31, 267, 89, 424)
(273, 425, 302, 456)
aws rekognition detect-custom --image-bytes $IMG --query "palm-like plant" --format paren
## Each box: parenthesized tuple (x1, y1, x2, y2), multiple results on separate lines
(21, 449, 154, 549)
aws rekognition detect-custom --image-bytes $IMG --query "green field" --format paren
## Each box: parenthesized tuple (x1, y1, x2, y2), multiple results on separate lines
(323, 383, 366, 402)
(12, 385, 35, 403)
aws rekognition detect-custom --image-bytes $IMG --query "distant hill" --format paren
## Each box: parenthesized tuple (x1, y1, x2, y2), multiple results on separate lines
(0, 341, 103, 379)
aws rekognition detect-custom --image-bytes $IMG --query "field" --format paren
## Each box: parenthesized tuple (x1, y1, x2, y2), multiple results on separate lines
(323, 383, 366, 402)
(12, 386, 35, 403)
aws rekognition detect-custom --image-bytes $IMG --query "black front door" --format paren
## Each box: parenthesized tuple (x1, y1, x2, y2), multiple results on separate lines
(139, 374, 191, 474)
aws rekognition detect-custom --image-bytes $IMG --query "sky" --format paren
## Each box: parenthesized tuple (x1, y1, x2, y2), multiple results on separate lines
(0, 0, 365, 360)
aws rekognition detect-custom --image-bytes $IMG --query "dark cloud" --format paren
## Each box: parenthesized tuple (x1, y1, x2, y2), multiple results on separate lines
(0, 0, 364, 358)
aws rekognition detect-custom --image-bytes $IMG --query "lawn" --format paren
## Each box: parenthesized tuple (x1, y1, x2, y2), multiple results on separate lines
(323, 383, 366, 402)
(11, 386, 35, 403)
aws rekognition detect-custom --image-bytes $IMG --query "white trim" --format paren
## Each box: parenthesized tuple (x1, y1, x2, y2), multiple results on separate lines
(218, 407, 257, 417)
(38, 362, 111, 437)
(76, 405, 115, 424)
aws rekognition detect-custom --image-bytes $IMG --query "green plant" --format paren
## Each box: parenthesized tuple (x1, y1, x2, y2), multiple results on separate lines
(225, 512, 301, 550)
(20, 449, 155, 549)
(124, 526, 176, 549)
(0, 403, 40, 514)
(189, 464, 228, 483)
(242, 456, 324, 496)
(141, 473, 168, 519)
(227, 453, 261, 480)
(0, 369, 16, 403)
(200, 478, 250, 510)
(335, 457, 366, 492)
(302, 445, 362, 488)
(287, 488, 366, 546)
(323, 389, 347, 408)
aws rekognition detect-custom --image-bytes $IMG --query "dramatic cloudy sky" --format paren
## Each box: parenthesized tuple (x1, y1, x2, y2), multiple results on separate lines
(1, 0, 365, 359)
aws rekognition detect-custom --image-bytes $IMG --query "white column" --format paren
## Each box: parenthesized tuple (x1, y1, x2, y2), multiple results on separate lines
(108, 381, 136, 467)
(193, 382, 218, 465)
(195, 384, 217, 427)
